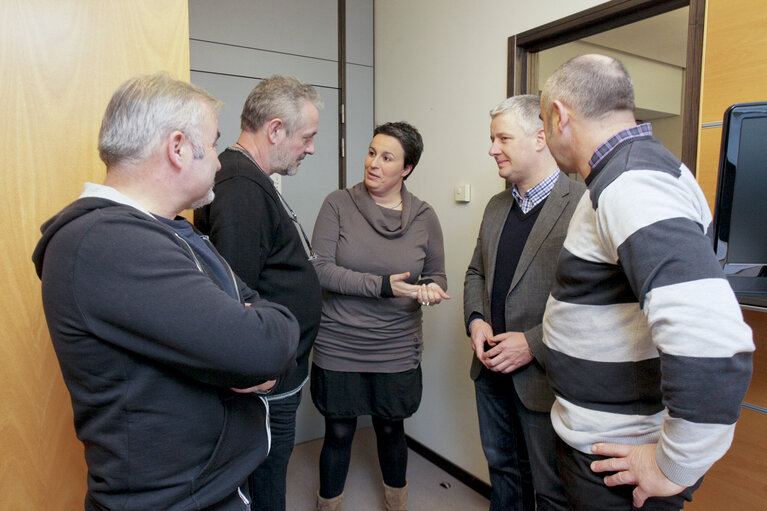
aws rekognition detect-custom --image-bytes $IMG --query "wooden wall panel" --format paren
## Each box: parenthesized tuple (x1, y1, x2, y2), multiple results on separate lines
(686, 301, 766, 510)
(696, 127, 721, 212)
(689, 2, 767, 509)
(686, 408, 767, 510)
(698, 0, 767, 124)
(743, 310, 767, 409)
(696, 0, 767, 207)
(696, 0, 767, 203)
(0, 1, 190, 509)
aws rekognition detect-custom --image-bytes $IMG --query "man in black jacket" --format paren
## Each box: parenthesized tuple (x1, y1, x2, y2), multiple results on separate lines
(195, 75, 323, 511)
(32, 72, 299, 511)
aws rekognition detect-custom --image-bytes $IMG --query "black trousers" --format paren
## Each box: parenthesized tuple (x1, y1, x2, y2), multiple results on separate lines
(555, 436, 700, 511)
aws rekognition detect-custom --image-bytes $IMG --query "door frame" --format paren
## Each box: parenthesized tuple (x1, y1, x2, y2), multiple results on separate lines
(507, 0, 705, 174)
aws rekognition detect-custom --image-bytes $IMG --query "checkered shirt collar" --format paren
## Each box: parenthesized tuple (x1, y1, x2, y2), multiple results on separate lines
(511, 168, 560, 214)
(589, 123, 653, 170)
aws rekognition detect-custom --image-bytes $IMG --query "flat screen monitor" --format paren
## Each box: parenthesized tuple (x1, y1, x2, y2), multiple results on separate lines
(712, 101, 767, 308)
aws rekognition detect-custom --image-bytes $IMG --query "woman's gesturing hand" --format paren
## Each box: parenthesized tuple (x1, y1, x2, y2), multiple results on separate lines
(416, 282, 450, 306)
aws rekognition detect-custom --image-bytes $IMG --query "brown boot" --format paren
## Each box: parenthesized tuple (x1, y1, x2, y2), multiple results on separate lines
(316, 491, 343, 511)
(383, 482, 408, 511)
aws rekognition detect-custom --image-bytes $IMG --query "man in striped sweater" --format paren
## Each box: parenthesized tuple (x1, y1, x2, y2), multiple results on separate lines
(539, 54, 754, 510)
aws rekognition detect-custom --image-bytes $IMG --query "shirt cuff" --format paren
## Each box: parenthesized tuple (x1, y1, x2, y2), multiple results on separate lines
(381, 275, 394, 297)
(467, 312, 485, 335)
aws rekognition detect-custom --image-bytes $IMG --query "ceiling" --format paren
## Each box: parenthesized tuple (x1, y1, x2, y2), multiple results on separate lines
(581, 6, 689, 68)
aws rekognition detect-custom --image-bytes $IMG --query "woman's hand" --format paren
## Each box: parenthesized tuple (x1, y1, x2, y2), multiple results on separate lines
(390, 273, 450, 306)
(416, 282, 450, 306)
(390, 272, 417, 297)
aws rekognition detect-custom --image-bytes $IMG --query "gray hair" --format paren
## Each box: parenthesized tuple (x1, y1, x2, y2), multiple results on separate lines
(98, 72, 222, 167)
(241, 75, 323, 135)
(541, 54, 635, 120)
(489, 95, 544, 136)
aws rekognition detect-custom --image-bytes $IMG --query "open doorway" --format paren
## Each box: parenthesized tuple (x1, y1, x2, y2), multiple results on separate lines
(507, 0, 704, 174)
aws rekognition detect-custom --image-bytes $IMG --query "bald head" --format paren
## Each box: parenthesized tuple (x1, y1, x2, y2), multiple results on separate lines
(541, 54, 635, 120)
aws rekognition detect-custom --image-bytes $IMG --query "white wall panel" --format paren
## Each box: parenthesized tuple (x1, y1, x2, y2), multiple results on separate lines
(190, 39, 338, 88)
(346, 0, 374, 66)
(345, 0, 374, 187)
(344, 63, 374, 187)
(189, 0, 337, 61)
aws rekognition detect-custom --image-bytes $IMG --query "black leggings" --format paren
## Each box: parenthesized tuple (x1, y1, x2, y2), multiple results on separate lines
(318, 416, 408, 499)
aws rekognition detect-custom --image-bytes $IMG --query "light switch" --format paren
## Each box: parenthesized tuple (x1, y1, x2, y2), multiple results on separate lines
(454, 184, 471, 203)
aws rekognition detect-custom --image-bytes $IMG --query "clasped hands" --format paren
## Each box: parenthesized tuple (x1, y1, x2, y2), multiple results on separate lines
(469, 319, 532, 373)
(390, 272, 450, 306)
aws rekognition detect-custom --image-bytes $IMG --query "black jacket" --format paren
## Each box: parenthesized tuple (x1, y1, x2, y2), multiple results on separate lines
(195, 148, 322, 395)
(32, 194, 299, 510)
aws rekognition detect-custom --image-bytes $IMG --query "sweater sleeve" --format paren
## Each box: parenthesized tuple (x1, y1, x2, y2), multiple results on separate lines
(71, 216, 300, 390)
(596, 168, 754, 486)
(311, 193, 386, 297)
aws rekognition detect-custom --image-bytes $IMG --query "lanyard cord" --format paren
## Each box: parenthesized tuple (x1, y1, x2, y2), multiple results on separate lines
(229, 146, 317, 260)
(275, 188, 317, 260)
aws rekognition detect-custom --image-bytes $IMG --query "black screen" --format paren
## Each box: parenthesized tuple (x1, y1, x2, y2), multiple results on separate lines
(728, 116, 767, 264)
(713, 102, 767, 307)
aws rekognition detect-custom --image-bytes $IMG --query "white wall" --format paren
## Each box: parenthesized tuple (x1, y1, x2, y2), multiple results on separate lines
(538, 40, 684, 119)
(374, 0, 606, 483)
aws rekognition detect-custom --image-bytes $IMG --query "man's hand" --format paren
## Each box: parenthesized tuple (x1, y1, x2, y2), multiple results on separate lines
(590, 442, 685, 508)
(468, 319, 493, 366)
(484, 331, 533, 373)
(231, 380, 276, 393)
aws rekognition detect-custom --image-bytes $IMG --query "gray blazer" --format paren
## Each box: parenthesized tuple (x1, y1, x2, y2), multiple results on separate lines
(463, 172, 586, 412)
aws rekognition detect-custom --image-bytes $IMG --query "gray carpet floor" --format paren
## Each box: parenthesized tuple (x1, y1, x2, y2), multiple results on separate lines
(286, 426, 489, 510)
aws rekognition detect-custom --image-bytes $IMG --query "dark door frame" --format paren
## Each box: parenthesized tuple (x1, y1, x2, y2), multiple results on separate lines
(508, 0, 705, 174)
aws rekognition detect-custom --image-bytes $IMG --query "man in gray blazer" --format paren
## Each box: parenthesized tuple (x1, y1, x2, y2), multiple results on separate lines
(464, 95, 585, 511)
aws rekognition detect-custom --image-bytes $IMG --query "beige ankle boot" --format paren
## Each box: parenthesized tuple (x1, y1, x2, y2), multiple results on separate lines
(383, 482, 408, 511)
(316, 491, 343, 511)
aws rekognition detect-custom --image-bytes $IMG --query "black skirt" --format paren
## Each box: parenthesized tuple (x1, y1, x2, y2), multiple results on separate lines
(310, 363, 423, 420)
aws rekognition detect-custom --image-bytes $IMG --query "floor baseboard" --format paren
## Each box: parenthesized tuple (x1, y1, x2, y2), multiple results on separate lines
(405, 435, 491, 499)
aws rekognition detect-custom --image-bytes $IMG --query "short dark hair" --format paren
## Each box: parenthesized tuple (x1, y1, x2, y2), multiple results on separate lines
(541, 54, 635, 120)
(373, 122, 424, 179)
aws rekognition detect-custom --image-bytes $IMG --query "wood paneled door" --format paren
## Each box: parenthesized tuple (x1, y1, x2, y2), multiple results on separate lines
(0, 1, 190, 508)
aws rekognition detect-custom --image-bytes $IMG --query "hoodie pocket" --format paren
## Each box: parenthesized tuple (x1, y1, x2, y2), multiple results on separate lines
(192, 394, 269, 493)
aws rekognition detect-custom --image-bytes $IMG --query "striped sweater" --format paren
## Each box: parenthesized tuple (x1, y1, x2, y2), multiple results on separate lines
(542, 133, 754, 487)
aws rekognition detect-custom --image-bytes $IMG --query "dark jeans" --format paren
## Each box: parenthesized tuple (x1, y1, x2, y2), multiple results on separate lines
(475, 368, 568, 511)
(248, 390, 301, 511)
(555, 436, 699, 511)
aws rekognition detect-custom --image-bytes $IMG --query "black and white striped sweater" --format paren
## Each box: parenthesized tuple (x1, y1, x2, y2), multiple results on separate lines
(542, 134, 754, 487)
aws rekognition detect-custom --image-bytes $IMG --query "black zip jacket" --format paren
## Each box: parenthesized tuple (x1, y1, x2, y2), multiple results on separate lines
(195, 148, 322, 395)
(32, 196, 299, 510)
